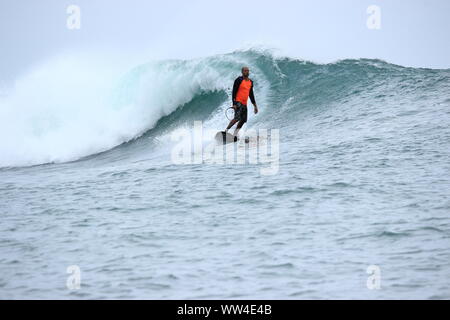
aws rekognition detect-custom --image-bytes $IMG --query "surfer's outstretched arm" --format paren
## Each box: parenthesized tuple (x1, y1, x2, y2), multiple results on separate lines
(249, 81, 258, 114)
(253, 103, 258, 114)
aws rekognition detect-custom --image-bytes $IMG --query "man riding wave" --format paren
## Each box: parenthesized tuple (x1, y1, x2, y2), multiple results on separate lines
(225, 66, 258, 138)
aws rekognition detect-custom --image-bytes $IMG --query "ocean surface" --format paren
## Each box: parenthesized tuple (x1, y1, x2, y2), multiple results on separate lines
(1, 49, 449, 299)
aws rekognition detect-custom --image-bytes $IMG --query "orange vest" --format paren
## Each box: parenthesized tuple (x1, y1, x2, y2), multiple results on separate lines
(235, 79, 252, 105)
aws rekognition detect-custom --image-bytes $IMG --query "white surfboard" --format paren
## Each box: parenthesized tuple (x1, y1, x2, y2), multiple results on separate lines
(215, 131, 237, 144)
(215, 131, 250, 144)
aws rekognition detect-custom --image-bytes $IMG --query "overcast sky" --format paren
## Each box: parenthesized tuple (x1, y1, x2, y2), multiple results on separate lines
(1, 0, 449, 83)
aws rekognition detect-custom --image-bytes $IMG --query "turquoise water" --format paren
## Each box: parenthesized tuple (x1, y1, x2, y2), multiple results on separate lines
(1, 50, 449, 299)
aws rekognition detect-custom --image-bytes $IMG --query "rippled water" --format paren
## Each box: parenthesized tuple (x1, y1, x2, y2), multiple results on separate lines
(1, 51, 449, 299)
(1, 134, 449, 299)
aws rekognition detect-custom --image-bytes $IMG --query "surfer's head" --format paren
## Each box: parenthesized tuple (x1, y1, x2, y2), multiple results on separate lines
(241, 66, 250, 78)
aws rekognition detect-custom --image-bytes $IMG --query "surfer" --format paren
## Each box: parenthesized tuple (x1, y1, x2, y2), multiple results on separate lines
(225, 66, 258, 137)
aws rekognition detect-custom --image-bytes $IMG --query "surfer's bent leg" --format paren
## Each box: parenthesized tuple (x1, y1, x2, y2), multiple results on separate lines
(233, 120, 245, 136)
(226, 103, 240, 132)
(226, 119, 237, 132)
(233, 104, 247, 136)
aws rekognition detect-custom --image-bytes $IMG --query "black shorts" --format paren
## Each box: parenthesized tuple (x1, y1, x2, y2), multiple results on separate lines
(233, 102, 248, 123)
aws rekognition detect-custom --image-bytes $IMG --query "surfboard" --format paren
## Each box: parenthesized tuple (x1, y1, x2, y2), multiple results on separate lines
(215, 131, 237, 144)
(215, 131, 250, 144)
